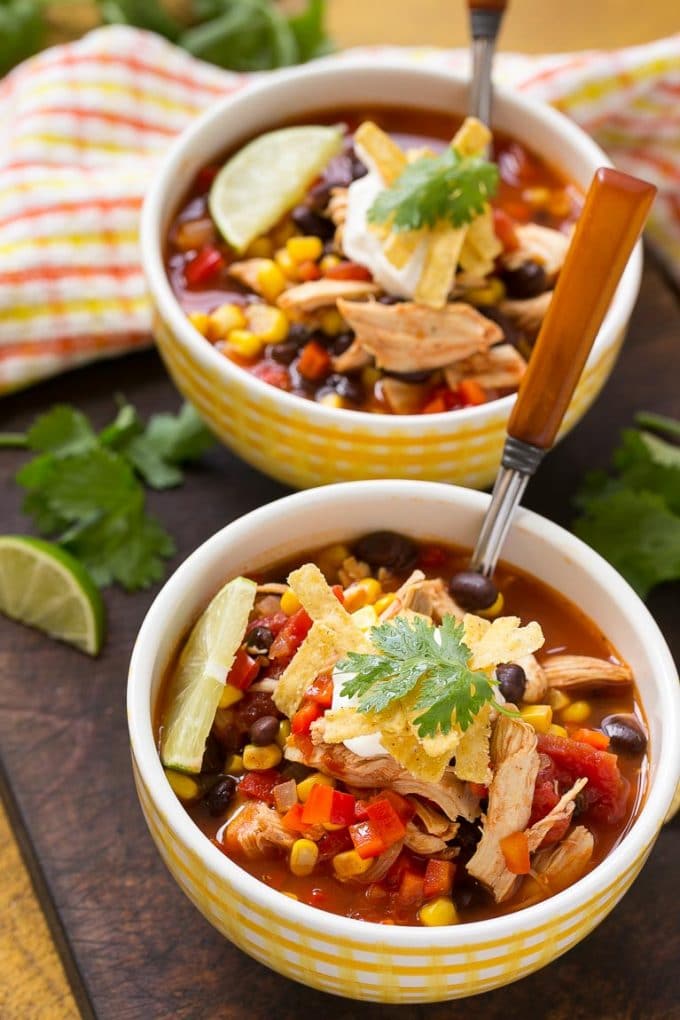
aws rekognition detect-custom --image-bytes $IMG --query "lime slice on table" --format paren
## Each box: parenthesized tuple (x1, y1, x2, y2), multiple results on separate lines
(0, 536, 104, 655)
(209, 125, 343, 253)
(161, 575, 256, 774)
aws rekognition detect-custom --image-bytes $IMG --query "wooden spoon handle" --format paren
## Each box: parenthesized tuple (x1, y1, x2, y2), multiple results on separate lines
(467, 0, 508, 9)
(508, 167, 656, 450)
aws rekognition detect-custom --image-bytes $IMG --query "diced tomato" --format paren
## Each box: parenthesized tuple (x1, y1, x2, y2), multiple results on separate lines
(317, 827, 353, 860)
(498, 142, 539, 188)
(421, 386, 462, 415)
(250, 360, 291, 391)
(291, 699, 323, 735)
(246, 611, 288, 638)
(500, 831, 531, 874)
(417, 544, 447, 569)
(385, 850, 420, 889)
(184, 244, 225, 286)
(269, 607, 313, 661)
(570, 728, 611, 751)
(297, 259, 321, 281)
(469, 782, 489, 800)
(349, 819, 386, 859)
(364, 798, 407, 848)
(354, 799, 369, 821)
(397, 870, 425, 906)
(226, 647, 260, 690)
(423, 859, 456, 899)
(421, 394, 446, 415)
(297, 340, 331, 382)
(281, 803, 308, 833)
(537, 733, 627, 825)
(324, 260, 373, 282)
(332, 584, 345, 604)
(239, 769, 282, 806)
(379, 790, 415, 825)
(301, 783, 334, 825)
(306, 672, 334, 708)
(502, 199, 532, 223)
(540, 813, 572, 849)
(329, 789, 357, 827)
(458, 379, 487, 407)
(492, 207, 519, 252)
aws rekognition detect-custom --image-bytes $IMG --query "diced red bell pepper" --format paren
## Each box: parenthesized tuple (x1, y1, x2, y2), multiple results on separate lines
(317, 827, 353, 860)
(291, 699, 323, 735)
(281, 803, 308, 833)
(570, 728, 611, 751)
(492, 207, 519, 251)
(422, 386, 463, 415)
(332, 584, 345, 604)
(306, 672, 334, 708)
(301, 782, 334, 825)
(269, 607, 313, 661)
(297, 259, 321, 282)
(250, 360, 291, 391)
(385, 850, 420, 889)
(226, 647, 260, 690)
(364, 798, 407, 848)
(537, 733, 627, 825)
(184, 244, 225, 286)
(297, 340, 332, 382)
(378, 790, 415, 825)
(329, 789, 357, 827)
(324, 260, 373, 282)
(500, 831, 531, 874)
(458, 379, 487, 407)
(397, 870, 425, 906)
(246, 611, 288, 637)
(349, 819, 387, 859)
(354, 799, 369, 821)
(239, 769, 282, 806)
(423, 859, 456, 899)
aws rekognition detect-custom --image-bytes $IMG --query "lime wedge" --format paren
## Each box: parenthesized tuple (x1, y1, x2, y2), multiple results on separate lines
(209, 125, 343, 253)
(0, 536, 104, 655)
(161, 575, 256, 773)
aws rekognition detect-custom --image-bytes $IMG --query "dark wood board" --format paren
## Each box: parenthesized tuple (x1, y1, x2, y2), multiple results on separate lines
(1, 262, 679, 1020)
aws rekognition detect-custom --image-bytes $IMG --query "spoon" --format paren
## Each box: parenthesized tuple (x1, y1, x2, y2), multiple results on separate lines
(467, 0, 509, 124)
(451, 167, 656, 607)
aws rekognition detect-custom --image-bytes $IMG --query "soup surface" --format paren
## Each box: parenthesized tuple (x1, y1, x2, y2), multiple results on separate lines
(157, 534, 648, 927)
(165, 106, 582, 415)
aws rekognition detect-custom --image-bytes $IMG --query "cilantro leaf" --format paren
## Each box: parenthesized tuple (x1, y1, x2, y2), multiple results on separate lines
(338, 614, 496, 736)
(26, 406, 96, 456)
(367, 147, 499, 233)
(114, 402, 214, 490)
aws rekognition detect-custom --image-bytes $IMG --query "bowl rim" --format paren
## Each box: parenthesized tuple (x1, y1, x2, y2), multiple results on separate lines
(127, 480, 680, 949)
(140, 57, 643, 434)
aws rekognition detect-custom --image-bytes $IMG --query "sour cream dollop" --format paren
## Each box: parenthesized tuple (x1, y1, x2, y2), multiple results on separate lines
(331, 664, 388, 758)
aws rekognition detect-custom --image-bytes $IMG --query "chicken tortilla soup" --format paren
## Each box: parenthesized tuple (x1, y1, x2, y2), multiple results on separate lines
(156, 532, 648, 926)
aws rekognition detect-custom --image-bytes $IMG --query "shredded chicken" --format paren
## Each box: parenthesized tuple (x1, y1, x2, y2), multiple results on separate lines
(467, 715, 540, 902)
(227, 258, 287, 298)
(277, 279, 378, 315)
(254, 594, 282, 617)
(400, 576, 465, 622)
(332, 338, 372, 373)
(337, 555, 371, 588)
(381, 376, 431, 415)
(500, 291, 553, 335)
(336, 299, 502, 373)
(354, 841, 404, 885)
(224, 802, 295, 858)
(404, 800, 459, 856)
(256, 582, 288, 595)
(542, 654, 633, 691)
(532, 825, 594, 894)
(502, 223, 570, 280)
(327, 186, 349, 247)
(443, 343, 527, 391)
(526, 778, 588, 852)
(517, 654, 548, 704)
(404, 823, 449, 856)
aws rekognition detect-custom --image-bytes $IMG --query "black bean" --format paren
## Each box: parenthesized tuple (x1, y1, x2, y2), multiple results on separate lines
(267, 340, 299, 365)
(354, 530, 419, 572)
(455, 816, 483, 853)
(501, 260, 548, 299)
(288, 322, 311, 345)
(249, 715, 280, 746)
(476, 304, 521, 349)
(246, 625, 274, 654)
(201, 732, 224, 774)
(205, 775, 236, 816)
(377, 294, 405, 305)
(291, 204, 335, 240)
(308, 153, 354, 206)
(495, 662, 527, 704)
(449, 570, 498, 611)
(384, 368, 432, 384)
(602, 714, 648, 755)
(325, 372, 364, 404)
(351, 156, 368, 180)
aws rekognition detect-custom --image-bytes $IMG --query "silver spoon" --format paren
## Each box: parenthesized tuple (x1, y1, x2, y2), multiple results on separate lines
(467, 0, 508, 124)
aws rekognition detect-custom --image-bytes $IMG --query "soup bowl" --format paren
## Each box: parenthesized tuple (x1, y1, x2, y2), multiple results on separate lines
(127, 481, 679, 1002)
(140, 59, 643, 491)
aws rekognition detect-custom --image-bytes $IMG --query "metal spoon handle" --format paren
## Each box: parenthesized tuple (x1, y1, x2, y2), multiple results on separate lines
(467, 0, 508, 124)
(471, 167, 657, 576)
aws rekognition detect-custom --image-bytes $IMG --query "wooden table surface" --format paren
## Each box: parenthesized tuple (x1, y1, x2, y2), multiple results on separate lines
(1, 3, 679, 1018)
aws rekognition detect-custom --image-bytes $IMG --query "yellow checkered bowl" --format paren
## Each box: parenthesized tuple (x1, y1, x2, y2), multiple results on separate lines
(127, 481, 680, 1002)
(140, 61, 642, 491)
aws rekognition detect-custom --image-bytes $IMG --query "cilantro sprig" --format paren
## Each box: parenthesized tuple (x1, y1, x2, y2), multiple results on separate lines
(1, 400, 214, 591)
(367, 146, 499, 234)
(338, 615, 498, 738)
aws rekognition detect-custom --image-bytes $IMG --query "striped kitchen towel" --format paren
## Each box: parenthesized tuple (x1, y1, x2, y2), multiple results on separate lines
(1, 27, 678, 393)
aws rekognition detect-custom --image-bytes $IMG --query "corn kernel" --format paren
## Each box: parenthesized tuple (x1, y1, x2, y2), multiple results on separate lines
(316, 543, 351, 581)
(297, 772, 335, 802)
(374, 592, 396, 616)
(523, 186, 551, 208)
(271, 218, 296, 246)
(343, 577, 382, 612)
(547, 190, 572, 219)
(320, 392, 345, 409)
(280, 588, 301, 615)
(227, 329, 264, 359)
(289, 838, 319, 877)
(276, 719, 291, 749)
(282, 891, 299, 900)
(255, 260, 287, 302)
(478, 591, 504, 619)
(361, 365, 381, 388)
(351, 605, 378, 631)
(245, 236, 274, 258)
(319, 308, 346, 336)
(164, 769, 201, 802)
(332, 849, 373, 879)
(224, 753, 244, 775)
(548, 689, 571, 711)
(218, 683, 244, 709)
(322, 821, 346, 832)
(548, 724, 568, 738)
(320, 254, 341, 273)
(562, 700, 591, 724)
(275, 247, 300, 281)
(287, 235, 323, 263)
(520, 704, 553, 733)
(465, 278, 506, 307)
(188, 310, 210, 336)
(245, 303, 289, 343)
(207, 302, 247, 341)
(243, 743, 282, 771)
(419, 897, 458, 927)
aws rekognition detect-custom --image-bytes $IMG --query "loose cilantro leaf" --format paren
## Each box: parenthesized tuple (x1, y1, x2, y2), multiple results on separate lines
(26, 405, 96, 456)
(338, 615, 497, 737)
(367, 147, 499, 233)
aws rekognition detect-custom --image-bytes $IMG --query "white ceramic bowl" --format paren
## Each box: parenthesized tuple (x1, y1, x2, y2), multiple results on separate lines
(127, 481, 679, 1003)
(141, 60, 643, 490)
